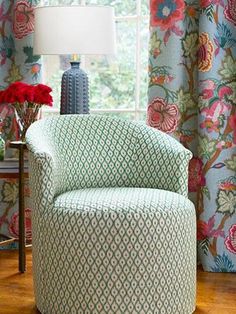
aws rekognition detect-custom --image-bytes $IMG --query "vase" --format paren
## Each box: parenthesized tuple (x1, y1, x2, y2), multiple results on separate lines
(0, 132, 5, 161)
(14, 105, 40, 142)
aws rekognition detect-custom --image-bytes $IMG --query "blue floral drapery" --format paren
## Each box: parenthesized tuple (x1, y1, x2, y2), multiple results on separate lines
(0, 0, 41, 243)
(148, 0, 236, 272)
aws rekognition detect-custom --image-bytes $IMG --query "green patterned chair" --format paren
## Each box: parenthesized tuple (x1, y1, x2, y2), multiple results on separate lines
(26, 115, 196, 314)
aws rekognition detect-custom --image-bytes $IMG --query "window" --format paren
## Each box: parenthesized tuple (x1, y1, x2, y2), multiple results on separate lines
(41, 0, 149, 121)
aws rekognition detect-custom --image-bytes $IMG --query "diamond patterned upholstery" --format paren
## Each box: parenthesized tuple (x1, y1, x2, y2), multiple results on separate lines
(26, 115, 196, 314)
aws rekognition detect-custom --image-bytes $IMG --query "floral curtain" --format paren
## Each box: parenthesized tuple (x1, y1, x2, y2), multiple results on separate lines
(148, 0, 236, 272)
(0, 0, 41, 245)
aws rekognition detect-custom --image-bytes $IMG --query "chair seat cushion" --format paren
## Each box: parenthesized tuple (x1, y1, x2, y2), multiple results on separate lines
(37, 187, 196, 314)
(54, 187, 193, 214)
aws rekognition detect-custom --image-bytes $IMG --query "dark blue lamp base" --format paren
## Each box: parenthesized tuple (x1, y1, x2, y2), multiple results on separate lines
(60, 62, 89, 114)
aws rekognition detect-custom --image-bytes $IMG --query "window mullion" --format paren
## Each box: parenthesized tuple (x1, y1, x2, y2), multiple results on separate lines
(135, 0, 141, 120)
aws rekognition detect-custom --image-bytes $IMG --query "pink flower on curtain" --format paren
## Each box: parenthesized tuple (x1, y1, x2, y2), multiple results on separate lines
(0, 104, 20, 141)
(219, 181, 236, 191)
(197, 215, 225, 241)
(147, 97, 179, 133)
(0, 103, 15, 117)
(224, 0, 236, 26)
(229, 114, 236, 144)
(218, 86, 233, 99)
(201, 81, 233, 100)
(188, 157, 206, 192)
(200, 118, 219, 133)
(201, 100, 231, 121)
(198, 33, 214, 72)
(200, 0, 224, 8)
(225, 224, 236, 254)
(200, 0, 212, 8)
(150, 0, 185, 30)
(216, 141, 232, 149)
(150, 74, 174, 85)
(13, 0, 34, 39)
(8, 208, 32, 240)
(186, 6, 198, 19)
(201, 80, 216, 99)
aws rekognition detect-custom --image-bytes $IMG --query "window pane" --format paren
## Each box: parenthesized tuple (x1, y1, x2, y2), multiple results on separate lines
(85, 0, 136, 16)
(137, 111, 146, 121)
(42, 110, 59, 118)
(42, 55, 64, 109)
(141, 0, 149, 16)
(42, 0, 81, 4)
(42, 0, 137, 15)
(87, 19, 136, 110)
(140, 17, 149, 109)
(97, 111, 136, 120)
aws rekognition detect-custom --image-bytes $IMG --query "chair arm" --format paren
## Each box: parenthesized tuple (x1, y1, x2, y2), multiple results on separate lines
(26, 122, 61, 210)
(28, 151, 57, 210)
(134, 126, 192, 197)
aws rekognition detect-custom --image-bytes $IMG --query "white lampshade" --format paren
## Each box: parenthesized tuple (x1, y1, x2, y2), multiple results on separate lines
(34, 6, 116, 55)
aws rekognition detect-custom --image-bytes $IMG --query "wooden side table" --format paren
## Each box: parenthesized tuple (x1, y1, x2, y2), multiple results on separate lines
(9, 141, 27, 273)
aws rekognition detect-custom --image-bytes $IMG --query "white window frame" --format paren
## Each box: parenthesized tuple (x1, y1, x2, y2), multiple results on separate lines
(42, 0, 149, 120)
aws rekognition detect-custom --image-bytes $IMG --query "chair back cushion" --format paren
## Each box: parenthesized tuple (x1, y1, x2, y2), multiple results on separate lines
(27, 115, 192, 197)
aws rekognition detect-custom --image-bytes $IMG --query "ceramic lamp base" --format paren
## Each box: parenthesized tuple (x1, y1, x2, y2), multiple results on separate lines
(60, 62, 89, 114)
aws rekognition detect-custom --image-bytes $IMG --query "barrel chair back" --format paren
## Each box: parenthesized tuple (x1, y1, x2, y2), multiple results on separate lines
(27, 115, 192, 199)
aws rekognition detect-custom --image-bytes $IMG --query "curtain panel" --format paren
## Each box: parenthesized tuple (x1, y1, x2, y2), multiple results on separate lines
(148, 0, 236, 272)
(0, 0, 41, 244)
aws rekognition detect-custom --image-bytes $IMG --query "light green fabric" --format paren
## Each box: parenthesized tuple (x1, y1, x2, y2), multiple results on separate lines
(26, 115, 192, 200)
(26, 115, 196, 314)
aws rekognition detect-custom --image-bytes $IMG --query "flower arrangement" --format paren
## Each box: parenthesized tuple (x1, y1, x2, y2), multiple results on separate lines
(0, 82, 53, 141)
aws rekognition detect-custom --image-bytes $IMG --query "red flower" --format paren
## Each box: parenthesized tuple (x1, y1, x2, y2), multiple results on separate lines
(0, 82, 29, 104)
(0, 82, 53, 106)
(33, 84, 53, 106)
(13, 0, 34, 39)
(147, 97, 179, 133)
(224, 0, 236, 26)
(0, 82, 53, 140)
(8, 208, 32, 241)
(225, 224, 236, 254)
(188, 157, 206, 192)
(150, 0, 185, 30)
(24, 85, 35, 103)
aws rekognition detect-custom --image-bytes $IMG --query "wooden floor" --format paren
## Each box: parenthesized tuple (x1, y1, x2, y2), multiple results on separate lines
(0, 250, 236, 314)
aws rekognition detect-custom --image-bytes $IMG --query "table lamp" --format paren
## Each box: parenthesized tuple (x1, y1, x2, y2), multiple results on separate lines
(33, 6, 116, 114)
